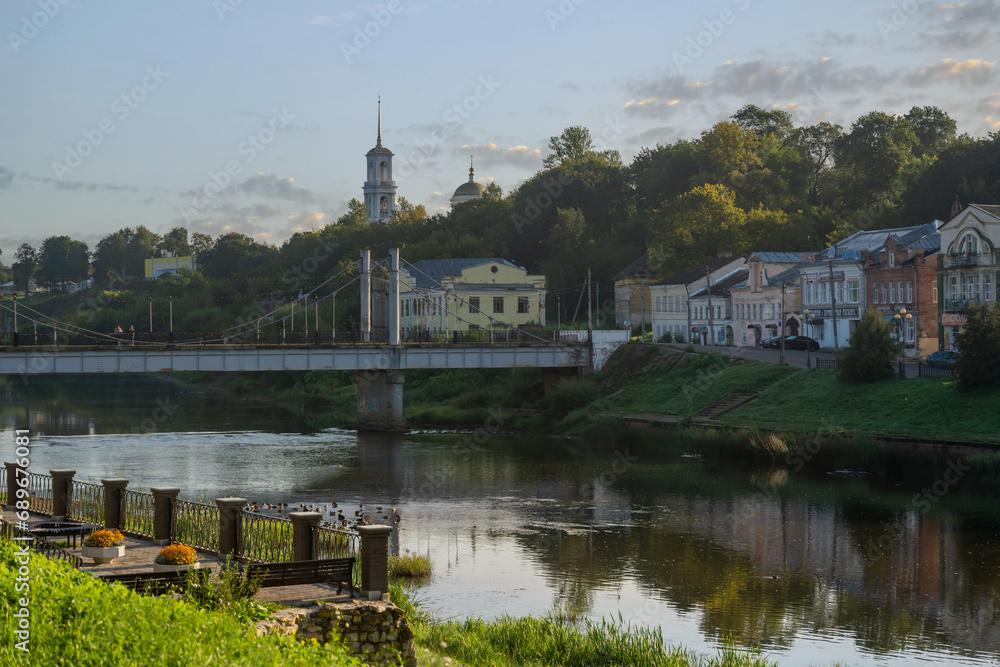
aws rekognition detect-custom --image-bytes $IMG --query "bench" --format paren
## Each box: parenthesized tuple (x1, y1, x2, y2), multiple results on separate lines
(237, 557, 356, 597)
(99, 568, 211, 595)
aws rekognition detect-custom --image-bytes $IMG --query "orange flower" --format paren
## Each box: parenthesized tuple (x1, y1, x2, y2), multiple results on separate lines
(155, 543, 198, 565)
(84, 529, 125, 548)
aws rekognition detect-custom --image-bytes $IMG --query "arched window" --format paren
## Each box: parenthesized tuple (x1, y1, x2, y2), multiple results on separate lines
(369, 162, 374, 181)
(380, 162, 387, 183)
(380, 196, 388, 215)
(959, 233, 979, 255)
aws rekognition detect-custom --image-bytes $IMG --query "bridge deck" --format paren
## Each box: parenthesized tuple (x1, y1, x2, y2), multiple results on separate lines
(0, 343, 590, 374)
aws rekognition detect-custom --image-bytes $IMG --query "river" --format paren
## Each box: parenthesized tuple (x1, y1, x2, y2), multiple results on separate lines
(4, 376, 1000, 666)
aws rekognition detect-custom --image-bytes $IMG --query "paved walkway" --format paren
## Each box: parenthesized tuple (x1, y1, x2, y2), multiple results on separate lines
(3, 510, 358, 606)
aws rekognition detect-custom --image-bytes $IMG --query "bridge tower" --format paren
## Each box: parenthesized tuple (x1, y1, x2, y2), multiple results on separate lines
(357, 248, 404, 431)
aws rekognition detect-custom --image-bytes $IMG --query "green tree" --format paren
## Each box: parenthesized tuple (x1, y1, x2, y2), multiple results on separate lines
(837, 309, 897, 383)
(35, 236, 89, 289)
(954, 303, 1000, 391)
(542, 126, 621, 169)
(159, 227, 193, 257)
(731, 104, 794, 140)
(903, 105, 957, 158)
(648, 183, 748, 272)
(191, 232, 214, 255)
(834, 111, 918, 210)
(792, 122, 842, 206)
(198, 233, 275, 280)
(12, 243, 37, 297)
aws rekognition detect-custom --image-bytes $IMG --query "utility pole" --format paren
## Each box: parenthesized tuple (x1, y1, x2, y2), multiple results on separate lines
(779, 278, 787, 365)
(149, 295, 153, 333)
(168, 294, 173, 342)
(587, 268, 592, 339)
(641, 280, 646, 341)
(706, 266, 714, 345)
(594, 281, 600, 329)
(829, 245, 839, 353)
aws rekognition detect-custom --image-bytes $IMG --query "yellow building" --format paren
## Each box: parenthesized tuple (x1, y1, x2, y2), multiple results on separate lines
(400, 258, 545, 332)
(144, 255, 196, 279)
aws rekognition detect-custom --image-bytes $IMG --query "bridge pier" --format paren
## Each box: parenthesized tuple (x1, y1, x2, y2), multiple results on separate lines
(357, 370, 406, 432)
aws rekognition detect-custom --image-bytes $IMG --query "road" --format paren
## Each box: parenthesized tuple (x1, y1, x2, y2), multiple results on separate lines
(669, 343, 928, 376)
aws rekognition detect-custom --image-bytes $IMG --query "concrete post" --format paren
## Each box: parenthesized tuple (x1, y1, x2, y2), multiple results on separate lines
(388, 248, 400, 346)
(289, 511, 322, 561)
(150, 487, 179, 546)
(49, 469, 75, 521)
(4, 461, 23, 511)
(361, 249, 371, 343)
(357, 525, 392, 600)
(356, 370, 406, 432)
(101, 479, 128, 530)
(216, 497, 248, 558)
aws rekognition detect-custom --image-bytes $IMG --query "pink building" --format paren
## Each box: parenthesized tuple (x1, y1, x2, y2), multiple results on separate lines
(730, 252, 809, 347)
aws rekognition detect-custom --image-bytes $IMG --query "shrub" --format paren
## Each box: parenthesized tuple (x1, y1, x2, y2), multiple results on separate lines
(537, 378, 601, 420)
(955, 303, 1000, 390)
(155, 543, 199, 565)
(683, 344, 695, 353)
(84, 529, 125, 548)
(837, 309, 895, 383)
(389, 552, 432, 579)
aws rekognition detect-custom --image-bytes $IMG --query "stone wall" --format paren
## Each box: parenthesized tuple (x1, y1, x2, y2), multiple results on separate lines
(256, 600, 417, 666)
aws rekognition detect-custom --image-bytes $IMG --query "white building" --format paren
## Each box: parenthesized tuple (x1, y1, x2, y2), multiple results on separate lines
(450, 157, 487, 207)
(363, 100, 397, 224)
(650, 254, 746, 343)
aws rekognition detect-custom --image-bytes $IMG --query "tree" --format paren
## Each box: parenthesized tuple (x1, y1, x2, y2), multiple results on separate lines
(954, 303, 1000, 391)
(834, 111, 918, 210)
(35, 236, 89, 289)
(198, 233, 275, 280)
(12, 244, 37, 297)
(647, 184, 748, 272)
(731, 104, 794, 140)
(837, 309, 896, 383)
(542, 126, 621, 169)
(793, 122, 843, 206)
(903, 105, 957, 158)
(191, 232, 214, 255)
(159, 227, 192, 257)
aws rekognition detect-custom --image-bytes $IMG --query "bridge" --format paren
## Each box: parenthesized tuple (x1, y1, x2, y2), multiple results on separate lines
(0, 249, 626, 431)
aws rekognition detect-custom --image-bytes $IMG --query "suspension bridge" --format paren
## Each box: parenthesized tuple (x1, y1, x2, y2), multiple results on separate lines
(0, 249, 626, 430)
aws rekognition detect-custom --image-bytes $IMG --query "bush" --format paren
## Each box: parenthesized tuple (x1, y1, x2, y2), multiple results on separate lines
(537, 378, 601, 420)
(837, 309, 896, 383)
(389, 552, 432, 579)
(955, 303, 1000, 390)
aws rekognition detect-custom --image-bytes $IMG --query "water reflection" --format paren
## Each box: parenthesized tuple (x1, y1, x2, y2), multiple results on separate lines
(6, 378, 1000, 665)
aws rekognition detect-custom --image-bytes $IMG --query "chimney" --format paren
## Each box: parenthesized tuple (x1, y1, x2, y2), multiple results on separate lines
(950, 196, 962, 218)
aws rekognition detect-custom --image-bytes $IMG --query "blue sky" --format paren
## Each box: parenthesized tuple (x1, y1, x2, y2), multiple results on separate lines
(2, 0, 999, 257)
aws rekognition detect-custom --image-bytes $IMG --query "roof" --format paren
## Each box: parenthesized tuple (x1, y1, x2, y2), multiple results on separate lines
(612, 253, 652, 281)
(751, 251, 811, 264)
(829, 221, 939, 255)
(404, 258, 524, 289)
(652, 254, 742, 286)
(690, 268, 750, 298)
(939, 204, 1000, 230)
(453, 181, 487, 197)
(765, 267, 800, 285)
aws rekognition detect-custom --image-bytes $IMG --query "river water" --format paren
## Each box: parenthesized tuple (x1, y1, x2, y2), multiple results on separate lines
(5, 377, 1000, 666)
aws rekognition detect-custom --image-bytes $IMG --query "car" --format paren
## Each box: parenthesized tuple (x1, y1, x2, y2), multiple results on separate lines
(925, 350, 958, 366)
(783, 336, 820, 351)
(759, 336, 784, 349)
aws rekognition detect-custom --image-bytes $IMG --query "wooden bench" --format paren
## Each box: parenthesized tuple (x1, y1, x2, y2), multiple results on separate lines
(237, 557, 356, 597)
(99, 568, 210, 595)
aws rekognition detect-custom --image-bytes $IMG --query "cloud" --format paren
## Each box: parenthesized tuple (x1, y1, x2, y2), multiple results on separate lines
(930, 1, 1000, 22)
(24, 174, 138, 192)
(455, 143, 542, 169)
(904, 58, 996, 86)
(235, 173, 319, 203)
(624, 97, 681, 118)
(283, 211, 326, 235)
(0, 167, 13, 189)
(815, 30, 858, 47)
(309, 15, 333, 24)
(627, 126, 677, 146)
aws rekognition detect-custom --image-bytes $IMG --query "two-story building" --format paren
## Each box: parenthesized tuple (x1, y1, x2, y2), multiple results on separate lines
(613, 253, 658, 329)
(687, 268, 750, 345)
(937, 204, 1000, 350)
(862, 226, 941, 357)
(730, 252, 809, 347)
(649, 254, 746, 343)
(399, 258, 546, 334)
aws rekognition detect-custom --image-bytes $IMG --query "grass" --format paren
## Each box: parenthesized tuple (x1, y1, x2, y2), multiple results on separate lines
(0, 539, 362, 665)
(724, 368, 1000, 443)
(389, 552, 432, 579)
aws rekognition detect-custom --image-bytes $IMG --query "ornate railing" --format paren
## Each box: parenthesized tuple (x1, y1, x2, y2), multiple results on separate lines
(948, 253, 979, 267)
(0, 466, 6, 505)
(69, 480, 105, 525)
(237, 511, 293, 563)
(26, 472, 53, 515)
(120, 489, 155, 538)
(171, 499, 219, 553)
(0, 518, 83, 569)
(314, 525, 361, 586)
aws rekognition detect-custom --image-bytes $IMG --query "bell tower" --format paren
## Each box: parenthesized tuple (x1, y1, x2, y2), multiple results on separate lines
(363, 98, 397, 224)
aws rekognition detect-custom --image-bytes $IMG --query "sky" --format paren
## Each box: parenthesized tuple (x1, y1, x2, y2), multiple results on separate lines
(2, 0, 999, 259)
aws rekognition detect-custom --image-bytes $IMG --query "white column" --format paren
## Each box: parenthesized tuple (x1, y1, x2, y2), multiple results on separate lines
(361, 249, 371, 342)
(388, 248, 400, 345)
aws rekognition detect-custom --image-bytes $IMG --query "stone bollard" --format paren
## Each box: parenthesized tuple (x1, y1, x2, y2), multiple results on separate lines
(216, 497, 248, 558)
(357, 525, 392, 601)
(101, 479, 129, 530)
(49, 469, 75, 521)
(289, 512, 322, 561)
(150, 487, 180, 545)
(4, 461, 23, 511)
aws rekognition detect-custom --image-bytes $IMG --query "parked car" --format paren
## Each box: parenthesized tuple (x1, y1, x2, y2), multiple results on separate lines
(759, 336, 785, 349)
(925, 350, 958, 366)
(783, 336, 820, 351)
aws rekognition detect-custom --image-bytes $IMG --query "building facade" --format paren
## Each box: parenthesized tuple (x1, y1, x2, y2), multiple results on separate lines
(730, 252, 807, 347)
(144, 254, 196, 279)
(937, 204, 1000, 350)
(687, 268, 749, 345)
(649, 254, 746, 343)
(363, 101, 397, 224)
(400, 258, 545, 333)
(613, 253, 658, 329)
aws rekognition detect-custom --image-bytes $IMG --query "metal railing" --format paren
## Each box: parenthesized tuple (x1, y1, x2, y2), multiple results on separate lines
(69, 480, 105, 525)
(314, 525, 362, 586)
(1, 518, 83, 569)
(237, 510, 293, 563)
(919, 363, 955, 378)
(0, 466, 5, 505)
(120, 489, 155, 539)
(948, 253, 979, 267)
(171, 499, 219, 554)
(26, 472, 53, 515)
(815, 359, 837, 369)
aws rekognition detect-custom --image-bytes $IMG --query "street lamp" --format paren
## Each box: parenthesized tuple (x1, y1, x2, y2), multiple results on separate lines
(803, 308, 813, 369)
(894, 307, 912, 359)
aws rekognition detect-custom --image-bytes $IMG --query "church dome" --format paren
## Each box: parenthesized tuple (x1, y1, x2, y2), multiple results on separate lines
(450, 157, 487, 207)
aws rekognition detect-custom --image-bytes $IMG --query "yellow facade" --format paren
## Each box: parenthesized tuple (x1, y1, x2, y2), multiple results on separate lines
(144, 256, 196, 279)
(400, 260, 546, 332)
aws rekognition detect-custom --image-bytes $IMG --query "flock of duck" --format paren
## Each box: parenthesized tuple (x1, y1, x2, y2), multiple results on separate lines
(241, 500, 401, 531)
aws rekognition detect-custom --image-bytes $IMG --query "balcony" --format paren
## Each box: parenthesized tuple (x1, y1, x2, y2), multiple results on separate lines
(944, 298, 983, 313)
(948, 252, 979, 268)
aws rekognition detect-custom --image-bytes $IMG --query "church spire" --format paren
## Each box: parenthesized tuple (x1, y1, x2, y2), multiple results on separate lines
(376, 96, 382, 146)
(469, 154, 475, 182)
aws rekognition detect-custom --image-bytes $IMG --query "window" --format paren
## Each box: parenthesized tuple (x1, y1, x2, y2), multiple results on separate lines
(742, 330, 747, 343)
(881, 282, 887, 303)
(752, 303, 757, 320)
(906, 281, 912, 303)
(872, 282, 879, 304)
(493, 297, 504, 313)
(404, 299, 410, 316)
(898, 282, 904, 303)
(848, 280, 859, 303)
(959, 233, 979, 255)
(950, 276, 957, 300)
(933, 283, 938, 304)
(906, 317, 915, 343)
(469, 297, 480, 314)
(888, 251, 894, 267)
(987, 274, 992, 302)
(517, 297, 530, 313)
(890, 282, 896, 303)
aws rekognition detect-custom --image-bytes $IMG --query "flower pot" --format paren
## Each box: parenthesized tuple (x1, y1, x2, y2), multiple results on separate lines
(82, 544, 125, 564)
(153, 561, 204, 573)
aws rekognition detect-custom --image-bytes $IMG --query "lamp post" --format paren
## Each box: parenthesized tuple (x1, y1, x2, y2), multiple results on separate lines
(148, 295, 153, 333)
(894, 307, 912, 360)
(168, 294, 173, 343)
(803, 308, 813, 369)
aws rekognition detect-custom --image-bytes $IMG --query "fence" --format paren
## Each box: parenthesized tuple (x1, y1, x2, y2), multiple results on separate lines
(69, 480, 105, 525)
(919, 363, 955, 378)
(0, 518, 83, 569)
(26, 471, 53, 515)
(314, 525, 362, 586)
(120, 489, 155, 539)
(238, 510, 294, 563)
(0, 466, 5, 505)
